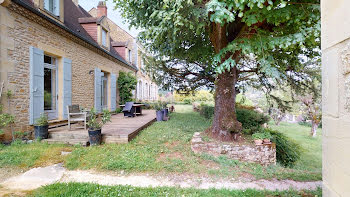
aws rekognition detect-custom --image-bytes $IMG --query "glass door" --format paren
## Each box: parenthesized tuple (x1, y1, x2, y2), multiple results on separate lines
(44, 55, 58, 120)
(101, 76, 108, 110)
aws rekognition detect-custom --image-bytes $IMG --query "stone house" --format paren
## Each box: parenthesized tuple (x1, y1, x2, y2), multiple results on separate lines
(89, 5, 158, 102)
(0, 0, 155, 140)
(322, 0, 350, 196)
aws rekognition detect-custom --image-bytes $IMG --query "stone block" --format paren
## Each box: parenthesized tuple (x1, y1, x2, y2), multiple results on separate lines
(321, 0, 350, 50)
(322, 47, 340, 117)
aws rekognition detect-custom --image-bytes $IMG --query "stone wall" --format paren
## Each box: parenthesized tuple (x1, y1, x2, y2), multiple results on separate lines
(322, 0, 350, 196)
(0, 5, 134, 140)
(191, 132, 276, 166)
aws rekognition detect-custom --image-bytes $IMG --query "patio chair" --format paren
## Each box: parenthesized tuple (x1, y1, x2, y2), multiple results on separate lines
(67, 105, 87, 130)
(122, 102, 135, 117)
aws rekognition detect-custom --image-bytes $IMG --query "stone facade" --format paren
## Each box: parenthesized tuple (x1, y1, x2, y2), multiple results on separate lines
(89, 7, 158, 102)
(0, 2, 135, 140)
(191, 132, 276, 166)
(322, 0, 350, 196)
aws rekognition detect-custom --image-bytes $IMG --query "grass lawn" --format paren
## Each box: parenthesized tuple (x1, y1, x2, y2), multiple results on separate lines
(31, 182, 322, 197)
(0, 105, 322, 181)
(270, 121, 322, 178)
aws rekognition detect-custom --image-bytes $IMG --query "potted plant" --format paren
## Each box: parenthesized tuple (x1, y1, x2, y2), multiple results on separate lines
(263, 132, 272, 144)
(86, 108, 111, 145)
(154, 102, 164, 122)
(34, 113, 49, 140)
(161, 102, 169, 121)
(252, 132, 264, 145)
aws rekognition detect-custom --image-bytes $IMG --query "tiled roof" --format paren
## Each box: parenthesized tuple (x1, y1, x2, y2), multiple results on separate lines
(12, 0, 137, 71)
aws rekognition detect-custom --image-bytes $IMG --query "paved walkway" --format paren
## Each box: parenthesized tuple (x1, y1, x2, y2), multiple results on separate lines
(0, 164, 322, 193)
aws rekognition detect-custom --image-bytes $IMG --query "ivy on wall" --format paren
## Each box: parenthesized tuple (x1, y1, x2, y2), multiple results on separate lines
(117, 71, 137, 104)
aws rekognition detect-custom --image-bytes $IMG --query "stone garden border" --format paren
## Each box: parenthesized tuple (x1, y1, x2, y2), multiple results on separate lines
(191, 132, 276, 166)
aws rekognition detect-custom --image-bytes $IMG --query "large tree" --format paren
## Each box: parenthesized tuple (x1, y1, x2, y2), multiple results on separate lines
(114, 0, 320, 141)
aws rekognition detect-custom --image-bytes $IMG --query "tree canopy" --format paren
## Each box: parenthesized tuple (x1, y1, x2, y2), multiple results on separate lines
(114, 0, 321, 140)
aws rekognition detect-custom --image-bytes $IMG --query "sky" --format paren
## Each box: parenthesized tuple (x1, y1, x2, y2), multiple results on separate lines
(79, 0, 140, 38)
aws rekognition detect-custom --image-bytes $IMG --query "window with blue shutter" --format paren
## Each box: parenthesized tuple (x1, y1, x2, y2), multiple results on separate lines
(29, 47, 44, 125)
(62, 58, 72, 119)
(94, 68, 102, 112)
(110, 74, 117, 111)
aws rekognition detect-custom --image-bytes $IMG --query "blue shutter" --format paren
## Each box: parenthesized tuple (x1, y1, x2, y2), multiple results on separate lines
(29, 47, 44, 125)
(94, 68, 102, 112)
(63, 58, 72, 119)
(110, 74, 117, 111)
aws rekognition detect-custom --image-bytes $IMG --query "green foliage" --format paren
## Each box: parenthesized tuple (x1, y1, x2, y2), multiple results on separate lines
(35, 113, 48, 126)
(236, 108, 270, 131)
(114, 0, 320, 109)
(252, 131, 272, 140)
(0, 141, 69, 168)
(263, 128, 301, 167)
(115, 108, 122, 114)
(117, 71, 137, 104)
(86, 108, 111, 130)
(152, 101, 167, 111)
(0, 105, 14, 135)
(174, 90, 214, 103)
(0, 105, 321, 181)
(33, 182, 322, 197)
(198, 104, 269, 131)
(183, 98, 192, 105)
(199, 103, 215, 119)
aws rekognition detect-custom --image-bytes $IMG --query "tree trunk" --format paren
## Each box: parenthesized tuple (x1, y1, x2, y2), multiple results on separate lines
(311, 121, 318, 137)
(205, 21, 244, 141)
(208, 68, 242, 141)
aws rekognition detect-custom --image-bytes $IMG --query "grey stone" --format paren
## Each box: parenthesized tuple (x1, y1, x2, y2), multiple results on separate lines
(2, 164, 66, 190)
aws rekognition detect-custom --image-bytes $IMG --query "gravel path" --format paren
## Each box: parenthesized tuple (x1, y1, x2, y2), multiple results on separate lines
(0, 164, 322, 193)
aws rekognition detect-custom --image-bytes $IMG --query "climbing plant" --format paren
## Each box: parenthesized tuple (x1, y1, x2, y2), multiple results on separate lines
(117, 71, 137, 104)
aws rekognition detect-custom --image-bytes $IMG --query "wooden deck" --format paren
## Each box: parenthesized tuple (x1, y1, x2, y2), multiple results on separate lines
(44, 110, 156, 145)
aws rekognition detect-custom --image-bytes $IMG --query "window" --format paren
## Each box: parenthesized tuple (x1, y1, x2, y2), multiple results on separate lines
(44, 0, 60, 16)
(101, 76, 108, 109)
(102, 28, 107, 47)
(128, 49, 132, 63)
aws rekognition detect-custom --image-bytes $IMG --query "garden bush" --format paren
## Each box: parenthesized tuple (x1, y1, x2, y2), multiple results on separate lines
(198, 104, 269, 132)
(236, 108, 270, 132)
(199, 103, 214, 119)
(183, 98, 192, 104)
(263, 128, 301, 167)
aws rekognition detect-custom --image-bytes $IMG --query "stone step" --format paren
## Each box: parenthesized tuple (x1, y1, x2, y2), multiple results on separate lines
(43, 138, 89, 146)
(48, 132, 88, 140)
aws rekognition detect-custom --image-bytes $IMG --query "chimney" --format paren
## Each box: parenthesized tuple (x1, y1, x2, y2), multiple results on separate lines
(72, 0, 79, 6)
(97, 1, 107, 18)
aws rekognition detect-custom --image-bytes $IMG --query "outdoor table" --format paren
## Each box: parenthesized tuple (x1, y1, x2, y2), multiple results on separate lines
(119, 103, 145, 116)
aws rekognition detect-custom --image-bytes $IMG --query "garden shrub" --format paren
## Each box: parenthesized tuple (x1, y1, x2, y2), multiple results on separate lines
(198, 104, 270, 131)
(183, 98, 192, 104)
(236, 108, 270, 131)
(199, 103, 214, 119)
(263, 128, 301, 167)
(117, 71, 137, 104)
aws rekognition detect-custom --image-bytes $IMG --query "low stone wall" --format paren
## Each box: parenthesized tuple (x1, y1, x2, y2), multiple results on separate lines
(191, 132, 276, 166)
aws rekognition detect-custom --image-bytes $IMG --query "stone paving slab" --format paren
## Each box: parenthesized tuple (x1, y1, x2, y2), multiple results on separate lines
(1, 164, 66, 191)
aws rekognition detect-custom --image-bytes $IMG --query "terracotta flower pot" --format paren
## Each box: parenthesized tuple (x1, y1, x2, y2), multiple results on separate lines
(254, 139, 263, 145)
(263, 138, 271, 143)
